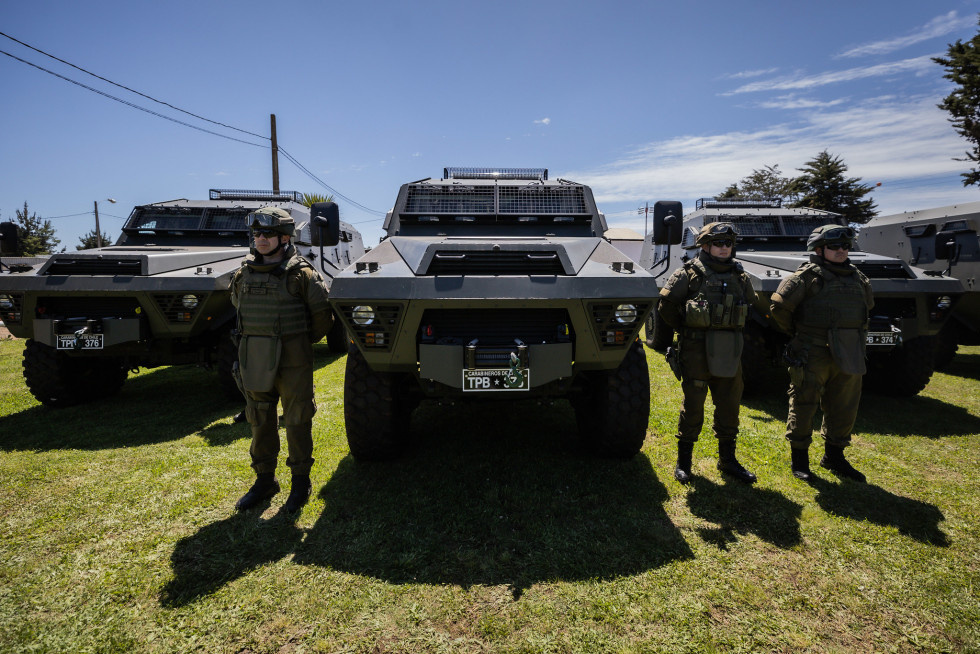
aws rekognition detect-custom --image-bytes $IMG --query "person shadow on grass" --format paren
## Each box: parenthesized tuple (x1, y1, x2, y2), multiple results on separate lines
(686, 476, 803, 550)
(808, 476, 950, 547)
(160, 504, 304, 607)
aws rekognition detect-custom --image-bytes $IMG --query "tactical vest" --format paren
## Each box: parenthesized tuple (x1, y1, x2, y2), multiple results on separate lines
(794, 262, 869, 344)
(682, 257, 750, 331)
(237, 256, 312, 337)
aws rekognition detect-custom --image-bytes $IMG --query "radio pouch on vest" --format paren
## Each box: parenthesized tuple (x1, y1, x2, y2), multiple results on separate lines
(828, 328, 867, 375)
(238, 335, 283, 392)
(705, 330, 743, 378)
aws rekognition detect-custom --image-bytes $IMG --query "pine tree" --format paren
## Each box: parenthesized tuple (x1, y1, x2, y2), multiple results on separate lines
(14, 202, 61, 255)
(77, 229, 114, 250)
(790, 151, 877, 223)
(934, 18, 980, 186)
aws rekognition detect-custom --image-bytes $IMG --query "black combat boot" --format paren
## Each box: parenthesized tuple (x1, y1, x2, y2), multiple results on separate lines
(717, 440, 757, 484)
(791, 448, 813, 481)
(283, 474, 312, 513)
(234, 472, 280, 511)
(674, 440, 695, 484)
(820, 445, 866, 483)
(232, 409, 247, 423)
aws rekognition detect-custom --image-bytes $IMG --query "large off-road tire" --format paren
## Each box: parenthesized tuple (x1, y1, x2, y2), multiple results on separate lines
(572, 339, 650, 458)
(934, 321, 960, 371)
(643, 305, 673, 352)
(214, 331, 243, 400)
(326, 311, 349, 354)
(22, 339, 127, 407)
(343, 343, 411, 460)
(740, 321, 781, 393)
(865, 335, 937, 397)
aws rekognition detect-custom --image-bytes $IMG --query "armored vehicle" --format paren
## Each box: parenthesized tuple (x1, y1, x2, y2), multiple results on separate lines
(0, 189, 364, 407)
(641, 198, 962, 397)
(858, 201, 980, 367)
(315, 167, 674, 460)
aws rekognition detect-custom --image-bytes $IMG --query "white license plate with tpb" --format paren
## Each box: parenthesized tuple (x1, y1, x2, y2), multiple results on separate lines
(56, 333, 104, 350)
(867, 332, 898, 346)
(462, 368, 530, 391)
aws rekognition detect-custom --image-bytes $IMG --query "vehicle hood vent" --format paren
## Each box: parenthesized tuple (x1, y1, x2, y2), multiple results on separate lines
(39, 247, 247, 276)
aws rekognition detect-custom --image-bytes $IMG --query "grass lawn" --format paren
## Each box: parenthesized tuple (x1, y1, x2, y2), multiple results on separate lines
(0, 336, 978, 653)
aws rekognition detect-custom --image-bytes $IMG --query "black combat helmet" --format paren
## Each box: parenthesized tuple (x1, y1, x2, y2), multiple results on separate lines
(246, 206, 295, 236)
(806, 224, 856, 251)
(696, 222, 738, 246)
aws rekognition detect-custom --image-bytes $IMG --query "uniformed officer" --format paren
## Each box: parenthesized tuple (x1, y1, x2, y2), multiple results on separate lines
(231, 206, 332, 512)
(770, 224, 873, 483)
(658, 222, 767, 484)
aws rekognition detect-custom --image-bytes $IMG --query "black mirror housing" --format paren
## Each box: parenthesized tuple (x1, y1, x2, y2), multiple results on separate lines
(0, 222, 18, 255)
(653, 201, 683, 245)
(310, 202, 340, 247)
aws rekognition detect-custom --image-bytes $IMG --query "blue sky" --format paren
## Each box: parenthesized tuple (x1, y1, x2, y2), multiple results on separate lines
(2, 0, 980, 249)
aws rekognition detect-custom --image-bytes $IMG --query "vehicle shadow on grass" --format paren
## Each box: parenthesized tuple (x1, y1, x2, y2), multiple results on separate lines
(854, 392, 980, 438)
(0, 364, 244, 451)
(809, 476, 950, 546)
(297, 400, 694, 599)
(686, 476, 803, 550)
(163, 400, 695, 604)
(939, 351, 980, 381)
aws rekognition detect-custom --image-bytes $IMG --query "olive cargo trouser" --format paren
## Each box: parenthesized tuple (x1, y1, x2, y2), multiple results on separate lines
(243, 334, 317, 475)
(677, 334, 743, 443)
(784, 345, 862, 450)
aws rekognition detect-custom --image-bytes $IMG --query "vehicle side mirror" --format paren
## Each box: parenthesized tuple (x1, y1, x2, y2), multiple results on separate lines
(934, 232, 957, 262)
(653, 201, 683, 245)
(310, 202, 340, 247)
(0, 222, 18, 255)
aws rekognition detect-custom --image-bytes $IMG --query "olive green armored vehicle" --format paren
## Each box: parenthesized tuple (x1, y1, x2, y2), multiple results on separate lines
(315, 167, 675, 460)
(0, 189, 364, 407)
(858, 201, 979, 368)
(641, 198, 962, 397)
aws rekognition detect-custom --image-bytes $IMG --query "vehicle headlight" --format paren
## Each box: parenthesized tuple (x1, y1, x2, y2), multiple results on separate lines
(352, 305, 376, 326)
(181, 294, 200, 310)
(0, 294, 12, 310)
(614, 303, 638, 324)
(935, 296, 952, 310)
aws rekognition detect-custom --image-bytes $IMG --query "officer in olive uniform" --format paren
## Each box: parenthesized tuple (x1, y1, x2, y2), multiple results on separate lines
(231, 207, 332, 512)
(770, 224, 873, 483)
(658, 222, 768, 484)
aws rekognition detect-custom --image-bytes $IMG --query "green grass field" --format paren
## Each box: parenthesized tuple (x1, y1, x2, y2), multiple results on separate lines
(0, 337, 978, 653)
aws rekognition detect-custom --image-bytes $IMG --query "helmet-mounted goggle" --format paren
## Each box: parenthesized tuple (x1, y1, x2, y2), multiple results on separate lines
(246, 212, 279, 229)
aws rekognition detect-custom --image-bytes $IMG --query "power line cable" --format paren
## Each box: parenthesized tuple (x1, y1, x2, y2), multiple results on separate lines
(1, 34, 386, 216)
(0, 48, 268, 148)
(0, 31, 268, 141)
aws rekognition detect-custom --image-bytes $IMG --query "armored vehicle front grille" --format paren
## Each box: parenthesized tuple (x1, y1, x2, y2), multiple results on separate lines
(34, 296, 143, 320)
(590, 302, 652, 348)
(419, 308, 574, 346)
(497, 186, 587, 214)
(425, 251, 565, 275)
(337, 304, 403, 351)
(43, 258, 142, 275)
(405, 186, 496, 214)
(782, 217, 828, 236)
(404, 184, 589, 216)
(152, 294, 206, 323)
(728, 217, 780, 236)
(853, 262, 913, 279)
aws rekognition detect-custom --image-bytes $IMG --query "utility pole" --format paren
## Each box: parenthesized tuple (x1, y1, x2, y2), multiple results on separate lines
(271, 114, 280, 193)
(93, 201, 103, 248)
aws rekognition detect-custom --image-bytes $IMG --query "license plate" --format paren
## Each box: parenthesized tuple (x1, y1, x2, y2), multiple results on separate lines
(867, 332, 898, 346)
(56, 333, 104, 350)
(462, 367, 530, 392)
